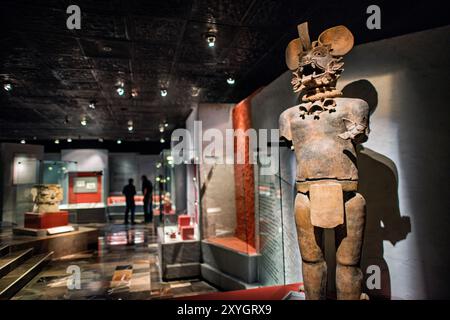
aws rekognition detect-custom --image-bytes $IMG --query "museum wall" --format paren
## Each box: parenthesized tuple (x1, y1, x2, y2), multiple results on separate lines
(61, 149, 109, 203)
(250, 25, 450, 299)
(0, 143, 44, 225)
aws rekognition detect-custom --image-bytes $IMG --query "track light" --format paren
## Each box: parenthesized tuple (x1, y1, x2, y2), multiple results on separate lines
(127, 120, 134, 132)
(116, 87, 125, 96)
(160, 89, 168, 97)
(4, 83, 12, 91)
(207, 35, 216, 47)
(88, 100, 96, 109)
(227, 77, 235, 85)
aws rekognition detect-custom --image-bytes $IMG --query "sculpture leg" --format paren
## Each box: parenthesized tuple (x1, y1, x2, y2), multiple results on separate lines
(335, 192, 366, 300)
(295, 192, 327, 300)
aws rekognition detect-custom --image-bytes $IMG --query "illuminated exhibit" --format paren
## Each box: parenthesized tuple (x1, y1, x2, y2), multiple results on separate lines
(0, 0, 449, 309)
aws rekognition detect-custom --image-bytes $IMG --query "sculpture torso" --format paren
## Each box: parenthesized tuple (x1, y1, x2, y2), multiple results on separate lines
(280, 97, 369, 183)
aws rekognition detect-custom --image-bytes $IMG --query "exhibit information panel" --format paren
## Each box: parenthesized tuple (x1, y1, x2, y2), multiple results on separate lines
(256, 154, 285, 286)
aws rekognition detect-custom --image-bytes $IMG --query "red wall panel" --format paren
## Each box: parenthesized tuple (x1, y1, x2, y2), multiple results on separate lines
(68, 171, 102, 204)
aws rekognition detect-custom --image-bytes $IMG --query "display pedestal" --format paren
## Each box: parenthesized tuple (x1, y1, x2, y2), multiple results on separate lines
(24, 211, 69, 229)
(201, 240, 261, 291)
(157, 228, 201, 281)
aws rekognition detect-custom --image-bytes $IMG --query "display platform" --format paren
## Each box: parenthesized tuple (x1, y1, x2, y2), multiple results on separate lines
(157, 227, 201, 281)
(60, 203, 107, 223)
(201, 239, 261, 291)
(5, 226, 98, 258)
(24, 211, 69, 229)
(177, 282, 303, 300)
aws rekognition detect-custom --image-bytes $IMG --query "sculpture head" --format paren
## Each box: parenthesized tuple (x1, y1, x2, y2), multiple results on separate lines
(286, 23, 354, 101)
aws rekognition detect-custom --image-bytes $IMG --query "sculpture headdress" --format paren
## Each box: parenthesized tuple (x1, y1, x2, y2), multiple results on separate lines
(286, 22, 354, 101)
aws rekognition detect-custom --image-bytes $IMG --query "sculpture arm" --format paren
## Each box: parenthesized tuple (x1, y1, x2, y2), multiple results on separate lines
(279, 108, 294, 142)
(338, 100, 370, 144)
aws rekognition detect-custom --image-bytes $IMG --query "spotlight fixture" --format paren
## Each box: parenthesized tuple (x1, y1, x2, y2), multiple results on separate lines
(160, 137, 165, 143)
(164, 122, 168, 128)
(191, 87, 200, 97)
(127, 120, 134, 132)
(116, 87, 125, 96)
(98, 138, 104, 143)
(206, 35, 216, 47)
(156, 176, 161, 182)
(117, 139, 122, 144)
(54, 139, 60, 144)
(131, 89, 138, 98)
(160, 89, 168, 97)
(20, 139, 26, 144)
(156, 162, 162, 169)
(67, 138, 72, 143)
(3, 83, 12, 91)
(159, 124, 165, 133)
(227, 77, 235, 85)
(88, 100, 96, 109)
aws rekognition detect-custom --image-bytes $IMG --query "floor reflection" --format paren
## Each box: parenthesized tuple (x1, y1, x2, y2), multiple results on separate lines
(11, 223, 217, 300)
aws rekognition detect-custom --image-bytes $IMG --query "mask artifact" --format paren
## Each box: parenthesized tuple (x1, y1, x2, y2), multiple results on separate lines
(280, 22, 370, 300)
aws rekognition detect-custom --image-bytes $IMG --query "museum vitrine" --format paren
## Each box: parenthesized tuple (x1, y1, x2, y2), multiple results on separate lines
(12, 159, 78, 231)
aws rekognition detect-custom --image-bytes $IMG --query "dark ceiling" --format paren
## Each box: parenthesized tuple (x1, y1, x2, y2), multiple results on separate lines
(0, 0, 448, 147)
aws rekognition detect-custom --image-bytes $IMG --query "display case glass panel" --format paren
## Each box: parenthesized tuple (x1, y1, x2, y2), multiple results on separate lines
(159, 151, 199, 244)
(200, 163, 259, 255)
(13, 159, 78, 227)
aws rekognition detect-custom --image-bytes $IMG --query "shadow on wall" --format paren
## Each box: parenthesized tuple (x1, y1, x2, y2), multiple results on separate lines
(343, 80, 411, 300)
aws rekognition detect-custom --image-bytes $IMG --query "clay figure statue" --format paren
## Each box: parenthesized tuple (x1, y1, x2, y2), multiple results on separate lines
(280, 22, 370, 300)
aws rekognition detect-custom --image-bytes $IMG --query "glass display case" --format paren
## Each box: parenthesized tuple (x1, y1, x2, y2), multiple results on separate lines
(156, 151, 201, 281)
(158, 150, 199, 243)
(12, 159, 78, 231)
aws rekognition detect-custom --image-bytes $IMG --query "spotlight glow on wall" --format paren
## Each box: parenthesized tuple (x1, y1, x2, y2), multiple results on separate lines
(227, 77, 235, 85)
(4, 83, 12, 91)
(160, 89, 168, 97)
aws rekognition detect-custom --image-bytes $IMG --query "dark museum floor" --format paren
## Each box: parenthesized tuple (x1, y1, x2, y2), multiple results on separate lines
(2, 223, 217, 300)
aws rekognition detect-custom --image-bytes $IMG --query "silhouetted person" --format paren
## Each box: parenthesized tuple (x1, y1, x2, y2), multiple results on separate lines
(122, 178, 136, 224)
(141, 175, 153, 223)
